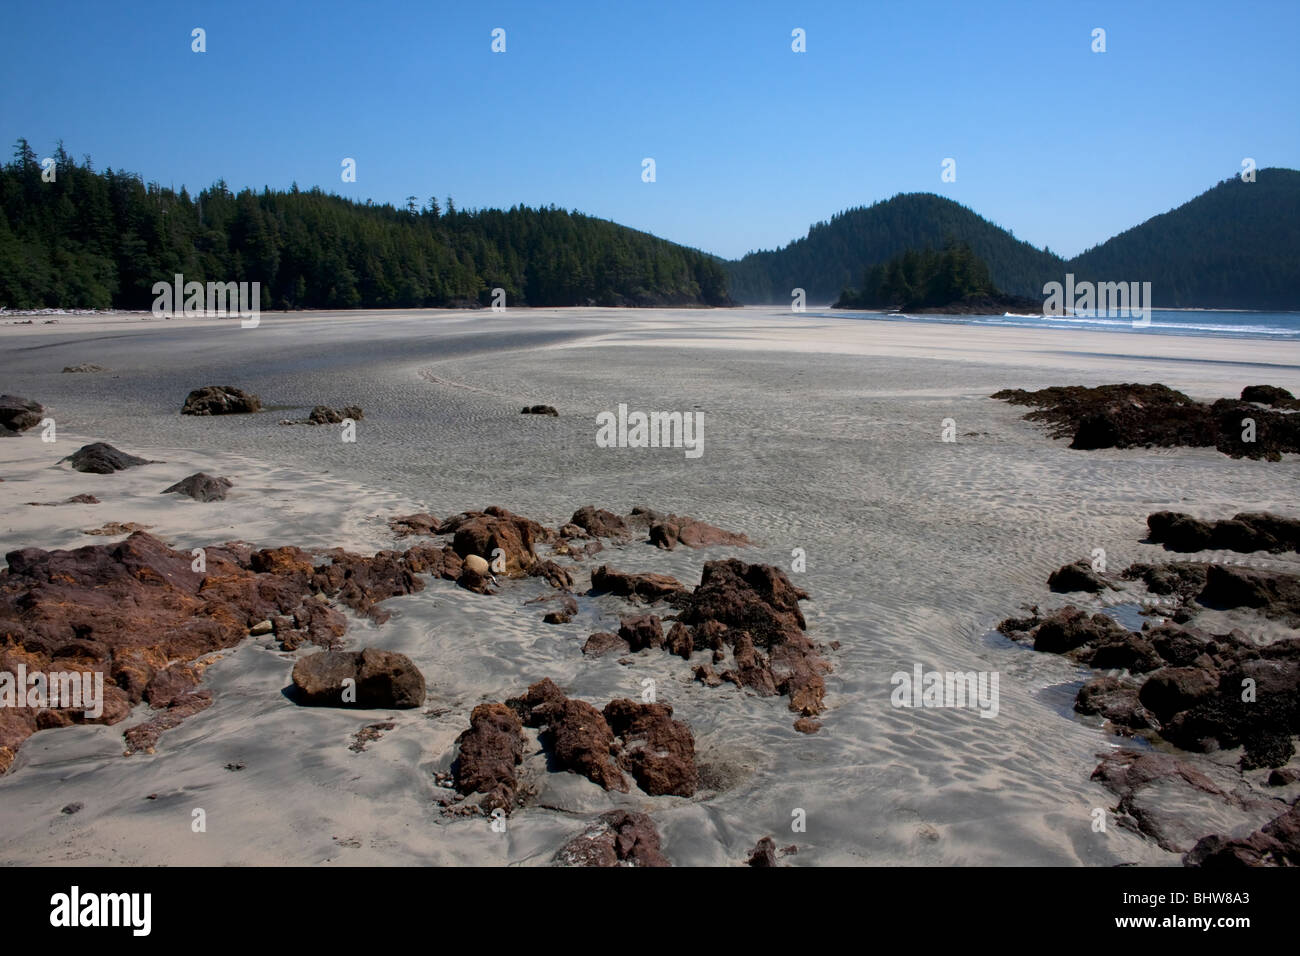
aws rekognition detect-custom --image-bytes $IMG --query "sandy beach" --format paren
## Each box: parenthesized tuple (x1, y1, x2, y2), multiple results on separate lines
(1, 306, 1297, 866)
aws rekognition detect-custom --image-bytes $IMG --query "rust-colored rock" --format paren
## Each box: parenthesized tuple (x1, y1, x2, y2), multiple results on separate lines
(290, 648, 426, 708)
(453, 702, 525, 814)
(569, 506, 629, 539)
(603, 698, 697, 796)
(438, 506, 551, 576)
(554, 810, 669, 867)
(590, 565, 688, 604)
(619, 613, 665, 652)
(582, 632, 629, 657)
(648, 514, 752, 551)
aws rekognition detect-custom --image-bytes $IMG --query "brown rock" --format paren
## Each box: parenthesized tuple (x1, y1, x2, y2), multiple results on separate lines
(590, 565, 688, 604)
(619, 614, 665, 651)
(554, 810, 669, 867)
(290, 648, 426, 708)
(181, 385, 262, 416)
(582, 632, 630, 657)
(603, 698, 697, 796)
(453, 702, 525, 814)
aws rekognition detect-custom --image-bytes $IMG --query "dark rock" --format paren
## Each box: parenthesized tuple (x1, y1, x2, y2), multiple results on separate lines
(554, 810, 669, 867)
(453, 702, 525, 813)
(1199, 564, 1300, 622)
(0, 395, 43, 433)
(1185, 804, 1300, 867)
(747, 836, 779, 867)
(678, 559, 827, 715)
(180, 385, 262, 416)
(569, 506, 628, 539)
(290, 648, 426, 708)
(1138, 667, 1219, 722)
(63, 442, 154, 474)
(992, 383, 1299, 460)
(161, 472, 232, 502)
(1240, 385, 1297, 407)
(1048, 560, 1110, 593)
(521, 405, 558, 416)
(1027, 605, 1127, 654)
(1075, 676, 1154, 731)
(618, 614, 665, 651)
(1268, 768, 1300, 786)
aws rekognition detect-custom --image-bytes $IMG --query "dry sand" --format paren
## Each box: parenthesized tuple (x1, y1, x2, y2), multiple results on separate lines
(1, 307, 1297, 866)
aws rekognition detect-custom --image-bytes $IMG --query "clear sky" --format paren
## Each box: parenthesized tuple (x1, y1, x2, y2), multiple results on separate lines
(2, 0, 1297, 260)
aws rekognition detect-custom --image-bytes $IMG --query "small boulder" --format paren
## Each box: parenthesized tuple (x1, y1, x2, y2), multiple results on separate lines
(181, 385, 262, 416)
(64, 442, 154, 474)
(161, 472, 232, 502)
(290, 648, 426, 708)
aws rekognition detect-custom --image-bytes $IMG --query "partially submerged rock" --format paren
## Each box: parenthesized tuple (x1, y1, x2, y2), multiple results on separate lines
(161, 472, 232, 502)
(290, 648, 426, 708)
(181, 385, 262, 416)
(1047, 560, 1112, 593)
(61, 363, 107, 373)
(521, 405, 558, 416)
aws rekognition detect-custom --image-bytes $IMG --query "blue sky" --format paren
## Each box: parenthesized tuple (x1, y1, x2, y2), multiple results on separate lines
(2, 0, 1297, 260)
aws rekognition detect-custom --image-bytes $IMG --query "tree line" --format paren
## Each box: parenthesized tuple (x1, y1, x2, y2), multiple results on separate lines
(0, 140, 732, 311)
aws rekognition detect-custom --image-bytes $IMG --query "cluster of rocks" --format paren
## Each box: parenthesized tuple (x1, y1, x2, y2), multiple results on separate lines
(1002, 516, 1300, 866)
(0, 526, 488, 771)
(1146, 510, 1300, 554)
(992, 383, 1299, 460)
(559, 504, 752, 553)
(449, 677, 698, 815)
(585, 559, 828, 726)
(180, 385, 262, 416)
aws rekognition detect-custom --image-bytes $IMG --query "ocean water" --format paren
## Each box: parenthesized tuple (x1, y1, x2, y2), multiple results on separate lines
(826, 308, 1300, 341)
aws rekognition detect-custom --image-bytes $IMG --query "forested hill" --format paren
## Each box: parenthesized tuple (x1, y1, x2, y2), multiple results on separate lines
(0, 141, 732, 311)
(727, 171, 1300, 310)
(725, 193, 1065, 304)
(1067, 168, 1300, 310)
